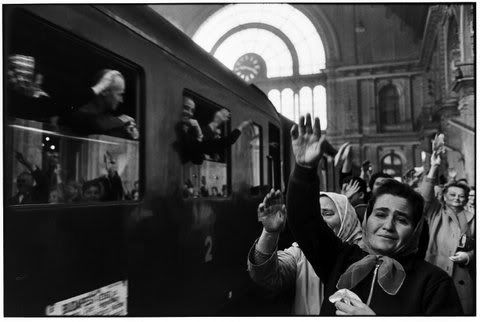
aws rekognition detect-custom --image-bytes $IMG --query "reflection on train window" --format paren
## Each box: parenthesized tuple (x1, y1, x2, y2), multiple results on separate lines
(179, 92, 231, 199)
(6, 10, 141, 205)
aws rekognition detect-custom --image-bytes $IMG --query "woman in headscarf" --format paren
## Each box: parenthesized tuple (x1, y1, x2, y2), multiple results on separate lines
(286, 114, 462, 315)
(419, 137, 475, 315)
(247, 189, 362, 315)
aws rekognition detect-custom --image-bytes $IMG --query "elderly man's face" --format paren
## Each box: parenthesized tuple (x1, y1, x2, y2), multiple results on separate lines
(104, 76, 125, 111)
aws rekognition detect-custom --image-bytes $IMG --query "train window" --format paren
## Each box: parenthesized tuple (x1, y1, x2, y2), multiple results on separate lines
(5, 10, 142, 205)
(179, 92, 231, 199)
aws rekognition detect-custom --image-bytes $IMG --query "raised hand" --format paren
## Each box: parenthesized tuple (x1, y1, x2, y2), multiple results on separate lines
(237, 119, 253, 132)
(290, 113, 323, 168)
(448, 167, 458, 180)
(342, 180, 360, 200)
(258, 189, 286, 233)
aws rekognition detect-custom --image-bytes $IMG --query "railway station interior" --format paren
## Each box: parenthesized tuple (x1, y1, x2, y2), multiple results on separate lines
(3, 3, 477, 317)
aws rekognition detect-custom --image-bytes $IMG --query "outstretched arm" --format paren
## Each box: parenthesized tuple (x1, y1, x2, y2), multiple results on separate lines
(247, 189, 297, 292)
(286, 114, 344, 281)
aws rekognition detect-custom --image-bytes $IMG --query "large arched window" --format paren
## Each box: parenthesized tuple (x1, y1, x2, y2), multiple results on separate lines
(281, 88, 294, 121)
(193, 4, 325, 74)
(216, 28, 293, 78)
(313, 85, 327, 130)
(382, 151, 403, 181)
(267, 89, 281, 113)
(193, 4, 328, 130)
(379, 84, 400, 130)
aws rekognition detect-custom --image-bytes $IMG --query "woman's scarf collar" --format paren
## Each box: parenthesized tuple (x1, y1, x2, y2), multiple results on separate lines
(336, 206, 425, 296)
(320, 192, 362, 244)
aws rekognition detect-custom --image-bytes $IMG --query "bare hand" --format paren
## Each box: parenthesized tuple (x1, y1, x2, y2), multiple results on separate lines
(258, 189, 286, 233)
(449, 251, 469, 264)
(237, 119, 253, 132)
(126, 124, 140, 140)
(118, 114, 135, 124)
(290, 114, 323, 168)
(341, 180, 360, 200)
(448, 168, 457, 180)
(217, 108, 231, 123)
(335, 298, 376, 315)
(430, 134, 445, 168)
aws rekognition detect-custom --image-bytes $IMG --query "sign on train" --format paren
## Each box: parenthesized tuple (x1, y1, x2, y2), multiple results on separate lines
(45, 280, 128, 316)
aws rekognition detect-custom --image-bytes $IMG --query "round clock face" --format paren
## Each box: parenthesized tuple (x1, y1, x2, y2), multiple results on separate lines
(233, 53, 263, 82)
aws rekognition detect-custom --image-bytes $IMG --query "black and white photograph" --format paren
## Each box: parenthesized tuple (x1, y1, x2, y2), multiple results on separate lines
(2, 1, 477, 317)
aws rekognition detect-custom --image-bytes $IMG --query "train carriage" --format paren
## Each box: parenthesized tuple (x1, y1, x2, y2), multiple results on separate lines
(3, 4, 295, 316)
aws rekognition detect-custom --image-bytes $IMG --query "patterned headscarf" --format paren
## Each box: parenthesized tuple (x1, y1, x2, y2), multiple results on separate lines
(320, 192, 363, 244)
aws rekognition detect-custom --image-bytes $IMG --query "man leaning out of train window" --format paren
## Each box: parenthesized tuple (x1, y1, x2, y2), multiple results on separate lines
(247, 188, 362, 315)
(175, 96, 252, 164)
(7, 54, 109, 124)
(59, 69, 139, 140)
(285, 113, 463, 316)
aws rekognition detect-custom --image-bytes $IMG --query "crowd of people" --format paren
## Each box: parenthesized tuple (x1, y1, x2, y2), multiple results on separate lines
(248, 113, 475, 315)
(7, 54, 140, 205)
(10, 150, 139, 205)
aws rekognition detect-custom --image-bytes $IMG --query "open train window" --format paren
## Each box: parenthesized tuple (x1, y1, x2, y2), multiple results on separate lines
(179, 90, 231, 199)
(5, 10, 142, 206)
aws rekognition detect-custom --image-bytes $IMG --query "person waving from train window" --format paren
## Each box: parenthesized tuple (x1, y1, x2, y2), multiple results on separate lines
(285, 114, 462, 316)
(7, 55, 116, 125)
(59, 69, 139, 140)
(175, 95, 253, 165)
(247, 189, 362, 315)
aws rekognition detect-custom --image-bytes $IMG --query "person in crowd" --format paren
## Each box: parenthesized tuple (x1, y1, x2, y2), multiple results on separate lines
(13, 152, 51, 203)
(366, 172, 393, 201)
(341, 177, 368, 222)
(199, 176, 209, 197)
(182, 179, 195, 198)
(360, 160, 374, 187)
(9, 172, 42, 205)
(403, 167, 423, 189)
(96, 152, 125, 201)
(129, 180, 140, 200)
(247, 189, 362, 315)
(222, 184, 228, 197)
(7, 55, 117, 124)
(211, 187, 221, 197)
(48, 188, 64, 204)
(64, 179, 82, 203)
(174, 96, 252, 164)
(82, 180, 102, 202)
(466, 187, 475, 214)
(419, 134, 475, 315)
(60, 69, 139, 139)
(286, 114, 462, 315)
